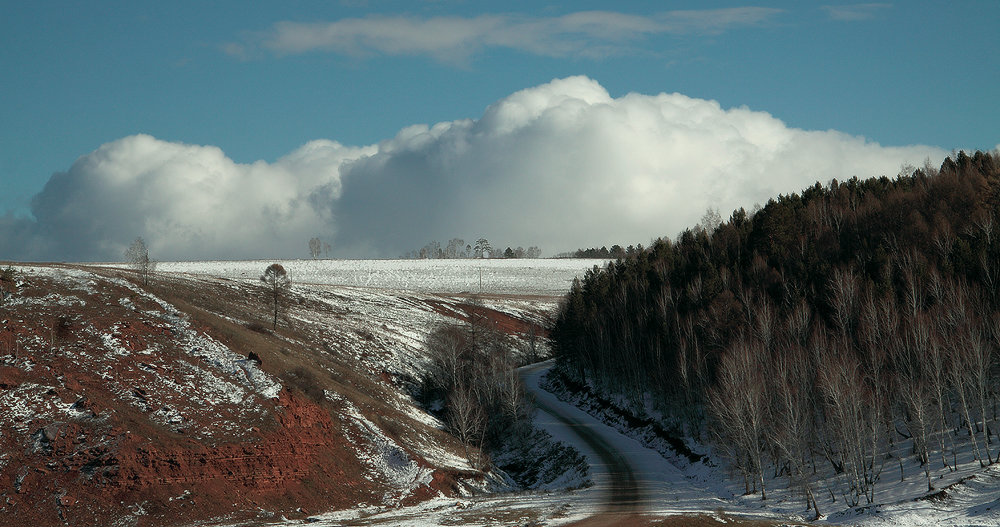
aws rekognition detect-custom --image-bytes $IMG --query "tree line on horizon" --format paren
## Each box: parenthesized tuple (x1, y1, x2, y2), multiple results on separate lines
(567, 243, 650, 259)
(402, 238, 542, 260)
(550, 150, 1000, 518)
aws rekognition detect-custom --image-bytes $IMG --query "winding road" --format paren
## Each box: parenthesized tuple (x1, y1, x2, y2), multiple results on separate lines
(520, 361, 795, 527)
(520, 361, 650, 526)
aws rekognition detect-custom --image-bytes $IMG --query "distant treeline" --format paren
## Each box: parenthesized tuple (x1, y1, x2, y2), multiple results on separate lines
(550, 151, 1000, 515)
(567, 244, 648, 259)
(403, 238, 541, 259)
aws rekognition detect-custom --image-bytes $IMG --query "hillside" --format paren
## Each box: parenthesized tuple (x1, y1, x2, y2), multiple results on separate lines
(0, 262, 564, 526)
(550, 150, 1000, 520)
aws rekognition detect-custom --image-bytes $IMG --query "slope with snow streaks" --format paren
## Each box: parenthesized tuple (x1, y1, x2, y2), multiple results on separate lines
(3, 267, 274, 441)
(0, 264, 446, 526)
(0, 259, 610, 526)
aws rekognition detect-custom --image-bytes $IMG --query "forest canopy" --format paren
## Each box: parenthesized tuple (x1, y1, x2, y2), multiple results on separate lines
(549, 151, 1000, 514)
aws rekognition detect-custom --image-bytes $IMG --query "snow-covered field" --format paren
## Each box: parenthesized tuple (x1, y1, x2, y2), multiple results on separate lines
(152, 258, 607, 296)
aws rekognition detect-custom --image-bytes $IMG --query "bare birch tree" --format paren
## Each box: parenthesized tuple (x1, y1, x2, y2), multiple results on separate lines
(260, 263, 290, 331)
(819, 342, 883, 506)
(937, 277, 992, 466)
(124, 236, 155, 286)
(769, 340, 821, 518)
(828, 267, 859, 339)
(308, 237, 322, 258)
(709, 333, 768, 499)
(448, 379, 485, 468)
(895, 316, 936, 490)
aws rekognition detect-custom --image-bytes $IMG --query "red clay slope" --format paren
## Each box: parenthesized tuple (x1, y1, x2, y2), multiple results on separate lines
(0, 265, 459, 526)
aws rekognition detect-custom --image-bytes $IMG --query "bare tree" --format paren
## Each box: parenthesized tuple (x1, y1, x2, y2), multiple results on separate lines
(445, 238, 466, 259)
(497, 356, 527, 423)
(708, 333, 768, 499)
(787, 298, 813, 349)
(979, 251, 999, 306)
(819, 340, 883, 506)
(857, 289, 896, 454)
(898, 248, 927, 320)
(124, 237, 155, 286)
(769, 340, 821, 518)
(425, 323, 467, 393)
(895, 316, 936, 490)
(921, 315, 957, 470)
(828, 267, 859, 339)
(970, 209, 995, 246)
(448, 379, 485, 468)
(308, 237, 322, 258)
(261, 263, 290, 330)
(697, 207, 723, 234)
(931, 219, 955, 261)
(420, 240, 442, 259)
(523, 324, 541, 364)
(425, 311, 529, 468)
(937, 277, 992, 466)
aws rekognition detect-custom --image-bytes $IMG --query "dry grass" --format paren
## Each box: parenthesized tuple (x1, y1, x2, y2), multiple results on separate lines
(90, 266, 476, 473)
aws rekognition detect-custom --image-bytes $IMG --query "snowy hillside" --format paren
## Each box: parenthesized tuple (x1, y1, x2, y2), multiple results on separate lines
(0, 259, 607, 527)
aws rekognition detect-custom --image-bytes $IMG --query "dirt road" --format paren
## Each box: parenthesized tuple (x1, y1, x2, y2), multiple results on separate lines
(520, 361, 807, 527)
(521, 362, 648, 526)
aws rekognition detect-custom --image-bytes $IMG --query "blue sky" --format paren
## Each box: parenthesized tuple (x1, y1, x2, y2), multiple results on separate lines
(1, 2, 997, 261)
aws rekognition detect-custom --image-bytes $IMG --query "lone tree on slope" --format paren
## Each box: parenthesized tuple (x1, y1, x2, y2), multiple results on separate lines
(124, 237, 155, 286)
(261, 263, 290, 331)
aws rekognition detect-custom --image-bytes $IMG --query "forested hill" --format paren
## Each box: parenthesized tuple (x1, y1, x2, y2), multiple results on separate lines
(550, 150, 1000, 514)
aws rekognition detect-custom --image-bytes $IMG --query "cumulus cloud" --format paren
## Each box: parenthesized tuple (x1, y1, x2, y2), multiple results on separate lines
(2, 76, 947, 261)
(234, 8, 783, 62)
(3, 135, 373, 261)
(334, 76, 945, 257)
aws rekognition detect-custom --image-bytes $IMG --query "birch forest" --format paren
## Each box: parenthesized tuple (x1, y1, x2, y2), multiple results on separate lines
(550, 150, 1000, 517)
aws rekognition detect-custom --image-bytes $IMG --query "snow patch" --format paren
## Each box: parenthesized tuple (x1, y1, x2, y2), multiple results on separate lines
(338, 397, 437, 503)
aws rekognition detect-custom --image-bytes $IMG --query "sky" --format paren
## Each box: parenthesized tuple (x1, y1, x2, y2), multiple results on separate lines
(1, 1, 997, 262)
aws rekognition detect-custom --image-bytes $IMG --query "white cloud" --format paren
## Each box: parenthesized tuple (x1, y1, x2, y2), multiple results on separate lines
(333, 76, 945, 256)
(822, 3, 892, 21)
(244, 9, 783, 62)
(12, 134, 373, 261)
(2, 77, 947, 261)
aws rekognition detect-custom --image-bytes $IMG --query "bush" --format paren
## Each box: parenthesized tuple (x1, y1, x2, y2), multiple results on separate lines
(245, 321, 273, 335)
(283, 366, 325, 403)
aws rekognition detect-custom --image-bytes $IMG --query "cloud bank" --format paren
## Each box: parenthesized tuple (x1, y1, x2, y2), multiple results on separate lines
(229, 8, 783, 62)
(1, 135, 373, 261)
(1, 76, 946, 261)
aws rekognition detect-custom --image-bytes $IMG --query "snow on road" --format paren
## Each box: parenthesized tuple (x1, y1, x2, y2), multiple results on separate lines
(522, 361, 748, 521)
(525, 358, 1000, 527)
